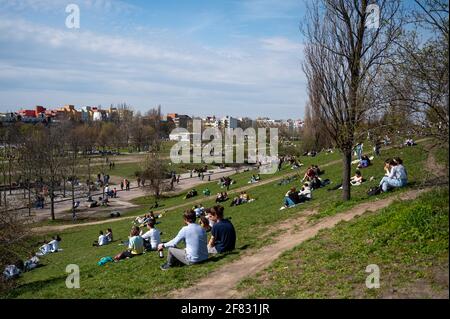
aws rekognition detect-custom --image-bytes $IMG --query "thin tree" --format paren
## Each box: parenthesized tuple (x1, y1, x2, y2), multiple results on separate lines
(302, 0, 403, 200)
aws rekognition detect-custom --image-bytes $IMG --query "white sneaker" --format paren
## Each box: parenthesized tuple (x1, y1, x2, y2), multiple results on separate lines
(279, 206, 287, 211)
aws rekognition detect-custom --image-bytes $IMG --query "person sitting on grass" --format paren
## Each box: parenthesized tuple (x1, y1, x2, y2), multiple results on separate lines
(378, 158, 408, 193)
(248, 174, 261, 184)
(93, 230, 109, 247)
(302, 166, 317, 182)
(106, 228, 113, 242)
(185, 189, 198, 199)
(158, 210, 208, 270)
(203, 188, 211, 196)
(141, 219, 161, 251)
(298, 183, 312, 202)
(350, 170, 364, 186)
(199, 215, 212, 232)
(207, 206, 236, 255)
(280, 187, 300, 210)
(114, 226, 144, 261)
(215, 192, 229, 203)
(194, 204, 205, 217)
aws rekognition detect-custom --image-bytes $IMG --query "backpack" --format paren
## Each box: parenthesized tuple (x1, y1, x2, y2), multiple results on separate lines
(367, 186, 381, 196)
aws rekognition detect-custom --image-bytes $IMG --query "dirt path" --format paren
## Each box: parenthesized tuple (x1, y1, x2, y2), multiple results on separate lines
(169, 188, 430, 299)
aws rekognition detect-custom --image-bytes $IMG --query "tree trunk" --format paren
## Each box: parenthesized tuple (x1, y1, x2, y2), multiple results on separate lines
(342, 150, 352, 201)
(50, 186, 55, 220)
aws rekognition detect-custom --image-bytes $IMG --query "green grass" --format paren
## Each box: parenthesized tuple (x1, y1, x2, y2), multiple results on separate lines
(3, 140, 440, 298)
(237, 187, 449, 298)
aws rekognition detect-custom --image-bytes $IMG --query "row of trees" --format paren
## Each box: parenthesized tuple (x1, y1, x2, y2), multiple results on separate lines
(301, 0, 448, 201)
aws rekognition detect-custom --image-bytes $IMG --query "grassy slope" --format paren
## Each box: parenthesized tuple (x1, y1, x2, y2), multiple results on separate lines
(238, 187, 449, 298)
(4, 143, 434, 298)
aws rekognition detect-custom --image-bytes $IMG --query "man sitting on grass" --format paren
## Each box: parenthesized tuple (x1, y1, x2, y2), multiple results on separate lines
(158, 210, 208, 270)
(206, 206, 236, 255)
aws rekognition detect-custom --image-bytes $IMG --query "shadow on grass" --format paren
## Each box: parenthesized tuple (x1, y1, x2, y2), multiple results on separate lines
(5, 272, 66, 299)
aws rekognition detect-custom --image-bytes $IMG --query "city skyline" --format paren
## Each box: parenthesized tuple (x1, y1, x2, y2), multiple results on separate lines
(0, 0, 308, 118)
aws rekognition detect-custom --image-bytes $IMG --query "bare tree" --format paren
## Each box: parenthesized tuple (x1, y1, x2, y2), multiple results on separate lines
(140, 153, 168, 201)
(302, 0, 403, 200)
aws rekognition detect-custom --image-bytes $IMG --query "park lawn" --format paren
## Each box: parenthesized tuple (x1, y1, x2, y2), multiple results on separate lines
(237, 187, 449, 298)
(4, 142, 433, 298)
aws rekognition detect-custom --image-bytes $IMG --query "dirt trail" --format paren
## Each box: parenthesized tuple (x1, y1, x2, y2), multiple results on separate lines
(169, 188, 429, 299)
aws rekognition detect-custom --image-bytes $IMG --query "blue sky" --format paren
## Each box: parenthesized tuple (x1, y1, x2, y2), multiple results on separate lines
(0, 0, 308, 119)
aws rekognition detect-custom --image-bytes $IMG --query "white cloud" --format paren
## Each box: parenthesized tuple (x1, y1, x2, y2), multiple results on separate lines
(0, 16, 307, 118)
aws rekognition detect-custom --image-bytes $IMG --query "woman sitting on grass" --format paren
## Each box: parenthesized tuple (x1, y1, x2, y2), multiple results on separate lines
(114, 226, 144, 261)
(378, 157, 408, 193)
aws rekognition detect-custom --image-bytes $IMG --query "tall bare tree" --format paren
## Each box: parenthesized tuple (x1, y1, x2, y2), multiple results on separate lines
(302, 0, 403, 200)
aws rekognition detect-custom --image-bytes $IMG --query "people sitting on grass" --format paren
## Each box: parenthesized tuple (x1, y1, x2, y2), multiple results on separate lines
(203, 188, 211, 196)
(215, 192, 229, 203)
(404, 138, 416, 147)
(230, 191, 254, 207)
(357, 155, 371, 169)
(93, 230, 109, 247)
(309, 176, 331, 190)
(206, 206, 236, 255)
(3, 254, 40, 280)
(302, 166, 317, 182)
(114, 226, 144, 261)
(248, 174, 261, 184)
(194, 204, 205, 217)
(219, 177, 233, 190)
(158, 209, 208, 270)
(185, 189, 198, 199)
(280, 186, 312, 210)
(140, 219, 161, 251)
(312, 165, 324, 176)
(37, 235, 62, 256)
(298, 183, 312, 201)
(379, 157, 408, 193)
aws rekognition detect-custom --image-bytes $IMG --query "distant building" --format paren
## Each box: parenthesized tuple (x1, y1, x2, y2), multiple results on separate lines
(221, 116, 239, 129)
(167, 113, 191, 129)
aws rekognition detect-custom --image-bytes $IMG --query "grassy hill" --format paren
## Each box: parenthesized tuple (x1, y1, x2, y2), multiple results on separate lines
(3, 140, 447, 298)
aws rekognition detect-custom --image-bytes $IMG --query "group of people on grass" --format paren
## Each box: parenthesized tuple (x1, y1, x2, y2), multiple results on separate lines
(248, 174, 261, 184)
(93, 228, 113, 246)
(301, 165, 330, 190)
(215, 192, 229, 203)
(109, 205, 236, 271)
(280, 183, 312, 210)
(378, 157, 408, 193)
(230, 191, 254, 207)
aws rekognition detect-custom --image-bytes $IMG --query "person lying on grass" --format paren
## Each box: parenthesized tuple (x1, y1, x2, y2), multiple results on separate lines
(206, 205, 236, 255)
(114, 226, 144, 261)
(37, 235, 62, 256)
(158, 209, 208, 270)
(140, 219, 161, 251)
